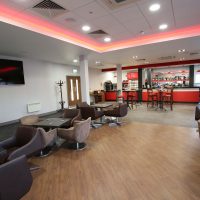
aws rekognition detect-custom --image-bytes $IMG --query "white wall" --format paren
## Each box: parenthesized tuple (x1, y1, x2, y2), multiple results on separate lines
(0, 55, 79, 123)
(88, 68, 104, 91)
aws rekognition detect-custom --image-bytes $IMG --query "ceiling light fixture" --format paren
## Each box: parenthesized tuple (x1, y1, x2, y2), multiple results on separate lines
(159, 24, 168, 30)
(104, 37, 111, 42)
(149, 4, 161, 12)
(133, 56, 138, 59)
(73, 69, 78, 73)
(73, 59, 78, 63)
(178, 49, 186, 53)
(96, 61, 101, 64)
(82, 25, 91, 32)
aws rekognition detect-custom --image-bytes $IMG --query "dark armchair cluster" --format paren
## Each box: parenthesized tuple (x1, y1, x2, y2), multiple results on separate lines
(0, 102, 127, 199)
(76, 101, 128, 127)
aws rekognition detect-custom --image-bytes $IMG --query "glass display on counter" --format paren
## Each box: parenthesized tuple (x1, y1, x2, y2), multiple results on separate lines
(151, 66, 189, 88)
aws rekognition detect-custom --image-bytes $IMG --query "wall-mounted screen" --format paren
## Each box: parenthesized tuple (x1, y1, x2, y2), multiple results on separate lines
(0, 59, 25, 85)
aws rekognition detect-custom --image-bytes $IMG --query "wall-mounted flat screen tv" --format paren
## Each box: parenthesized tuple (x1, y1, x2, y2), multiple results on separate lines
(0, 59, 25, 85)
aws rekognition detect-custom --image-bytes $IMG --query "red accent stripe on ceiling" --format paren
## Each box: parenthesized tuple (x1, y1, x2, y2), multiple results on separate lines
(1, 3, 200, 52)
(101, 59, 200, 72)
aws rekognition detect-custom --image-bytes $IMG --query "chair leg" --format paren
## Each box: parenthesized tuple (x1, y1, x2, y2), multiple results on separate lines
(67, 142, 86, 150)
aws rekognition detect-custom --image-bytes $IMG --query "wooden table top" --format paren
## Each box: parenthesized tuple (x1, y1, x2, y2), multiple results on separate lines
(33, 118, 71, 128)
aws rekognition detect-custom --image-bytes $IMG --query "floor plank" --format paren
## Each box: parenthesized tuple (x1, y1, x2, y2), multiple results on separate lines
(22, 121, 200, 200)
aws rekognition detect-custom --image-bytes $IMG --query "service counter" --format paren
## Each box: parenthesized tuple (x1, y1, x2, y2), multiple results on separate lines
(105, 88, 199, 103)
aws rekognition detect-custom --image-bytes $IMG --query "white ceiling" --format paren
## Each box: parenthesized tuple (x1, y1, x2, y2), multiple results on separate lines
(0, 0, 200, 68)
(0, 21, 200, 69)
(4, 0, 200, 42)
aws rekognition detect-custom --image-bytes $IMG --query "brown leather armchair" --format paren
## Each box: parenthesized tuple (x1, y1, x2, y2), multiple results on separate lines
(104, 103, 128, 126)
(0, 155, 33, 200)
(57, 117, 91, 150)
(0, 126, 44, 163)
(79, 106, 104, 128)
(62, 108, 81, 127)
(76, 101, 89, 109)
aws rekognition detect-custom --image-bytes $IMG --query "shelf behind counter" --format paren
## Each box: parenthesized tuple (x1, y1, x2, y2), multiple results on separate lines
(105, 88, 199, 103)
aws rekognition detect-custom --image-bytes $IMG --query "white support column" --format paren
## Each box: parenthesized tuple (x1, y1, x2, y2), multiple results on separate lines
(117, 64, 122, 93)
(79, 55, 90, 104)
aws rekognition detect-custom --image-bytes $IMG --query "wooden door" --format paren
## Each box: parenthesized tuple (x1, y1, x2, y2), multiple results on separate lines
(67, 76, 82, 106)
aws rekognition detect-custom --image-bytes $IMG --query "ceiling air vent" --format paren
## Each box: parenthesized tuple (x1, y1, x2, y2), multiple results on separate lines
(159, 56, 176, 60)
(135, 59, 146, 62)
(88, 30, 108, 39)
(102, 0, 139, 10)
(32, 0, 68, 18)
(190, 52, 200, 56)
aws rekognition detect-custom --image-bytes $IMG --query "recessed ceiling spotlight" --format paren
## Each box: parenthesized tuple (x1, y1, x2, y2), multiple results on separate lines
(96, 61, 101, 64)
(149, 3, 161, 12)
(82, 25, 91, 32)
(180, 58, 185, 61)
(73, 59, 78, 63)
(140, 30, 145, 35)
(104, 37, 111, 42)
(159, 24, 168, 30)
(133, 56, 138, 59)
(178, 49, 186, 53)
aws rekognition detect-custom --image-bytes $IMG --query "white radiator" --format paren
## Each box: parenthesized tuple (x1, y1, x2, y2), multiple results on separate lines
(27, 102, 41, 113)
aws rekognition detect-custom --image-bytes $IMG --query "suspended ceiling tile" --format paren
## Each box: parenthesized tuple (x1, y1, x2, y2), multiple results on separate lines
(122, 17, 151, 35)
(173, 0, 200, 28)
(9, 0, 42, 9)
(112, 4, 144, 23)
(55, 0, 94, 11)
(137, 0, 175, 27)
(73, 1, 108, 21)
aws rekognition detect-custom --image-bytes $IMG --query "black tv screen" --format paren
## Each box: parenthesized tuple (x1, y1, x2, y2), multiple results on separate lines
(0, 59, 25, 85)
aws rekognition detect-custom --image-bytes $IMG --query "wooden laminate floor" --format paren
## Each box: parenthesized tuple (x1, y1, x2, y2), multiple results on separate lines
(23, 121, 200, 200)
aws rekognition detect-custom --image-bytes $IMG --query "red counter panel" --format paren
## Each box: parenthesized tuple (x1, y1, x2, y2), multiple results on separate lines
(142, 89, 199, 103)
(105, 91, 138, 101)
(105, 92, 116, 101)
(173, 91, 199, 102)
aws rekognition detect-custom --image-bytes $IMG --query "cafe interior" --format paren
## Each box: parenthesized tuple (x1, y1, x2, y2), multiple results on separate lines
(0, 0, 200, 199)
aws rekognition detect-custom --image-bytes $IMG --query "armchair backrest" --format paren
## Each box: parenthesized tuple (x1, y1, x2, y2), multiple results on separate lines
(79, 107, 96, 120)
(8, 127, 44, 161)
(76, 102, 89, 109)
(119, 103, 128, 117)
(63, 108, 80, 118)
(0, 155, 33, 200)
(15, 126, 37, 147)
(36, 128, 57, 148)
(74, 117, 91, 143)
(62, 109, 81, 126)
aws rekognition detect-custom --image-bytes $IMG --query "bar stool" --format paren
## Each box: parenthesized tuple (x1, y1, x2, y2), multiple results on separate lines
(127, 90, 137, 109)
(163, 87, 173, 110)
(147, 88, 158, 108)
(116, 90, 124, 103)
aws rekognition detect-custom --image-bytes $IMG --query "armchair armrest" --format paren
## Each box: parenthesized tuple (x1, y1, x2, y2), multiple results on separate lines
(8, 132, 44, 161)
(0, 136, 16, 149)
(0, 155, 33, 200)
